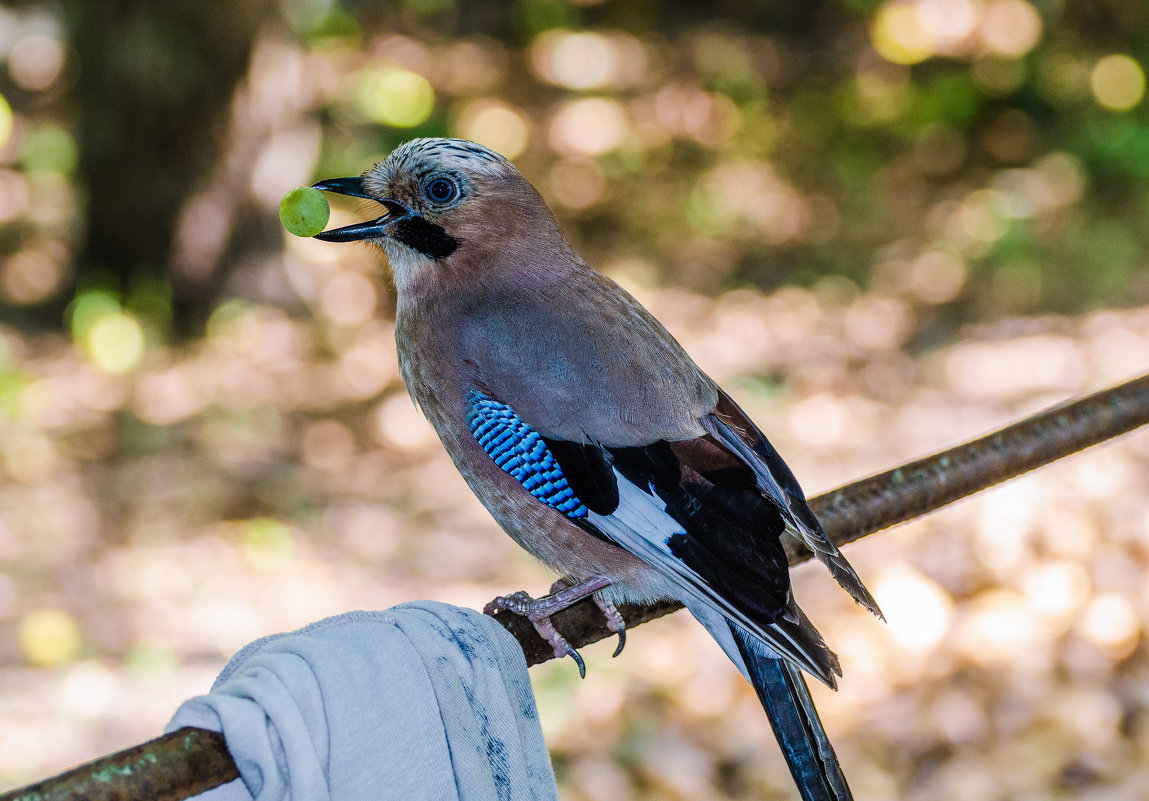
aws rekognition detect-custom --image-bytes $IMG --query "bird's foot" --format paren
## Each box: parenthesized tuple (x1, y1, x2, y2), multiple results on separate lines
(484, 574, 613, 678)
(594, 595, 627, 658)
(485, 589, 588, 677)
(548, 578, 626, 658)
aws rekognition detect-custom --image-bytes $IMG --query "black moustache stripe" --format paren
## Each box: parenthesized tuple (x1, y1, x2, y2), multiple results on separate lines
(392, 216, 459, 260)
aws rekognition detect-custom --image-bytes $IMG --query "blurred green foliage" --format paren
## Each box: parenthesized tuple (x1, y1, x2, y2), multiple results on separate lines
(0, 0, 1145, 350)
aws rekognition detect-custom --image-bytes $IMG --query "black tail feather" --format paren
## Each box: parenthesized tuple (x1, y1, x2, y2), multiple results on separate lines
(731, 622, 852, 801)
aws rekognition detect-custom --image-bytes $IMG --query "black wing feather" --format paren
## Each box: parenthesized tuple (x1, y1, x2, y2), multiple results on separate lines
(541, 437, 619, 515)
(709, 390, 882, 619)
(549, 434, 795, 629)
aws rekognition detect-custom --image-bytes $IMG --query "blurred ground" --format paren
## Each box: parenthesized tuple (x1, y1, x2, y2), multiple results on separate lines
(0, 273, 1147, 799)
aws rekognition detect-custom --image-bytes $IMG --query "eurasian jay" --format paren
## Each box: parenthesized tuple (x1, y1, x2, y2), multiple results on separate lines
(312, 138, 882, 801)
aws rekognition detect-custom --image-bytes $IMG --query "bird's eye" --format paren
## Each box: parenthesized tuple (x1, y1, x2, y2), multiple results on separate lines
(425, 178, 459, 204)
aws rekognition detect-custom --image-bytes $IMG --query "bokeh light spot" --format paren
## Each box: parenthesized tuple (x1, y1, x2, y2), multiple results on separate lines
(1090, 54, 1146, 112)
(301, 418, 357, 472)
(874, 564, 954, 652)
(439, 41, 506, 95)
(134, 366, 210, 425)
(1078, 593, 1139, 657)
(86, 312, 146, 375)
(1033, 151, 1086, 207)
(20, 125, 78, 175)
(1022, 560, 1090, 623)
(8, 34, 65, 91)
(946, 189, 1009, 247)
(871, 2, 934, 65)
(909, 251, 967, 304)
(979, 0, 1043, 58)
(19, 608, 82, 667)
(374, 392, 437, 450)
(845, 295, 914, 350)
(1, 248, 66, 305)
(355, 68, 435, 127)
(917, 0, 979, 50)
(455, 100, 530, 159)
(549, 98, 628, 156)
(956, 589, 1045, 666)
(320, 271, 377, 327)
(531, 31, 614, 89)
(70, 291, 120, 342)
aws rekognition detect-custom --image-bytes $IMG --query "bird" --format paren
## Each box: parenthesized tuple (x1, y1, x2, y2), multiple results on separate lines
(312, 137, 882, 801)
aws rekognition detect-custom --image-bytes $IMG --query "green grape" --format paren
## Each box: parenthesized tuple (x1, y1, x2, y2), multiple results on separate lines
(279, 186, 330, 237)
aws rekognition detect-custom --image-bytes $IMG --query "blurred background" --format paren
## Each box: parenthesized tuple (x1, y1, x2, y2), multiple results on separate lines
(0, 0, 1148, 798)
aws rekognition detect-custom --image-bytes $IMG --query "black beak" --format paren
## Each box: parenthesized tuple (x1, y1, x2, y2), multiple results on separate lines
(311, 177, 410, 242)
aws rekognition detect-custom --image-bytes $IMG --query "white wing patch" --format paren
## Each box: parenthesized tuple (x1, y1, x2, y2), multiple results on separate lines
(586, 469, 832, 682)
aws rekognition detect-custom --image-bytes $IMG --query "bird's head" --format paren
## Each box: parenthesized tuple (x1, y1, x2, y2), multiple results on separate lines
(313, 138, 561, 292)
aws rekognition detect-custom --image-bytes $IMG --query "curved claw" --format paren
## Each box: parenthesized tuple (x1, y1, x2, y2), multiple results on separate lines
(485, 588, 588, 677)
(589, 594, 627, 659)
(483, 578, 617, 678)
(612, 628, 626, 658)
(565, 644, 587, 679)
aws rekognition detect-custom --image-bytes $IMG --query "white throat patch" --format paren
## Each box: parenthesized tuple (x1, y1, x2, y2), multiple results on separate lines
(380, 237, 439, 295)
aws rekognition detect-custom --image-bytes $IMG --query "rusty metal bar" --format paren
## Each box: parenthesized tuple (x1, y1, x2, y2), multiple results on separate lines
(0, 728, 237, 801)
(3, 373, 1148, 801)
(809, 373, 1149, 550)
(512, 373, 1149, 664)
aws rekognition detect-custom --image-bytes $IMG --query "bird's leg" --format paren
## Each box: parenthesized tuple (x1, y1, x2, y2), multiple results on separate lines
(592, 594, 627, 658)
(548, 578, 627, 658)
(484, 574, 613, 678)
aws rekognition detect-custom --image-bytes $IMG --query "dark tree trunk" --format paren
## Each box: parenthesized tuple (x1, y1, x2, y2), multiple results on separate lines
(63, 0, 274, 334)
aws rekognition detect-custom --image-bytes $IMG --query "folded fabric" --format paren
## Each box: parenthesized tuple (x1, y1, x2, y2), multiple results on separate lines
(166, 602, 558, 801)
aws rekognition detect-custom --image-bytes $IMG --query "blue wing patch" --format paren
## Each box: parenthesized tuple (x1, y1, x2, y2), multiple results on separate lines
(467, 391, 588, 519)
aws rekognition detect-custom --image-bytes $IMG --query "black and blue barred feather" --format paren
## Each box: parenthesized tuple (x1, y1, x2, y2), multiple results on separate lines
(467, 392, 588, 518)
